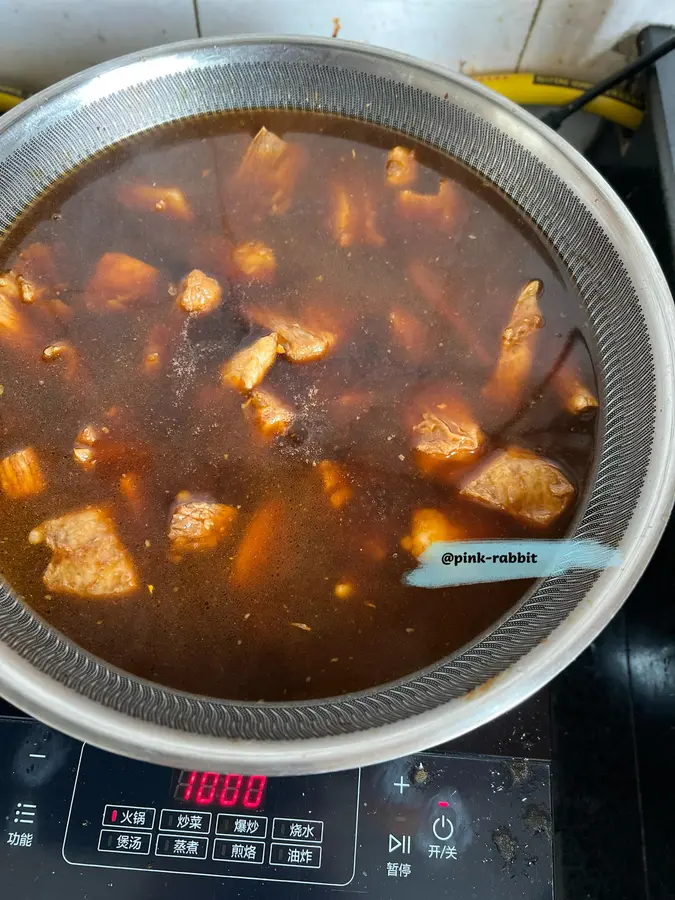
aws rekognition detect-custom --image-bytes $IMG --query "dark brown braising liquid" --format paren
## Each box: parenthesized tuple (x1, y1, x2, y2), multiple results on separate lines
(0, 112, 597, 701)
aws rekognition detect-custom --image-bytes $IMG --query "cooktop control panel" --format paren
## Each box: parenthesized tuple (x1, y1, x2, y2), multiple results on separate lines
(1, 716, 553, 899)
(64, 745, 359, 884)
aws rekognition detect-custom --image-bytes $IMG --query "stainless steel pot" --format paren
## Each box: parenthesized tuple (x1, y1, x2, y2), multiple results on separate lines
(0, 36, 674, 775)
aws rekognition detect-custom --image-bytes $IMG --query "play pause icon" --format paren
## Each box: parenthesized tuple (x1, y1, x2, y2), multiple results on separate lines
(388, 833, 411, 854)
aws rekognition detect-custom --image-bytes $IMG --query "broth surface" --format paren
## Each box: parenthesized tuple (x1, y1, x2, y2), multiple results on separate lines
(0, 112, 597, 701)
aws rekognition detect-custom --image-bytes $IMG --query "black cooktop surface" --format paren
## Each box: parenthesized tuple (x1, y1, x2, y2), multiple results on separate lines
(548, 27, 675, 900)
(0, 695, 553, 899)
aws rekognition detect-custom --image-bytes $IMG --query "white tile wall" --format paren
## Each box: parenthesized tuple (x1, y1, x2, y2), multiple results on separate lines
(519, 0, 675, 80)
(0, 0, 673, 92)
(196, 0, 540, 74)
(0, 0, 198, 91)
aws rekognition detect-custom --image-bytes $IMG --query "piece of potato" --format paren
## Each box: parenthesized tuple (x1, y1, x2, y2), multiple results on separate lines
(117, 184, 193, 221)
(460, 447, 575, 527)
(483, 279, 544, 405)
(0, 447, 46, 500)
(86, 252, 160, 309)
(221, 333, 279, 393)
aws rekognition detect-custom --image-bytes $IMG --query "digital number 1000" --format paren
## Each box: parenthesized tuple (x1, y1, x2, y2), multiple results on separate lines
(173, 771, 268, 809)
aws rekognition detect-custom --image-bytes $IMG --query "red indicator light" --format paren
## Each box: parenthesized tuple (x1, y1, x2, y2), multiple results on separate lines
(111, 809, 118, 822)
(438, 801, 449, 807)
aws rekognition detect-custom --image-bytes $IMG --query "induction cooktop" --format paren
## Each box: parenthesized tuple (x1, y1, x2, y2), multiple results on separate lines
(0, 693, 553, 899)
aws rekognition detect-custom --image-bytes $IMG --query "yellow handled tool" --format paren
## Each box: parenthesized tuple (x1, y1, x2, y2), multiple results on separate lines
(472, 72, 643, 130)
(0, 84, 27, 113)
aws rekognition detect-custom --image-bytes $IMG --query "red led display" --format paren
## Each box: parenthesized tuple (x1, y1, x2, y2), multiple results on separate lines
(173, 771, 268, 810)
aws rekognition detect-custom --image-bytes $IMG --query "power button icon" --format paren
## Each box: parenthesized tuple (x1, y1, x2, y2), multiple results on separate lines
(432, 814, 454, 841)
